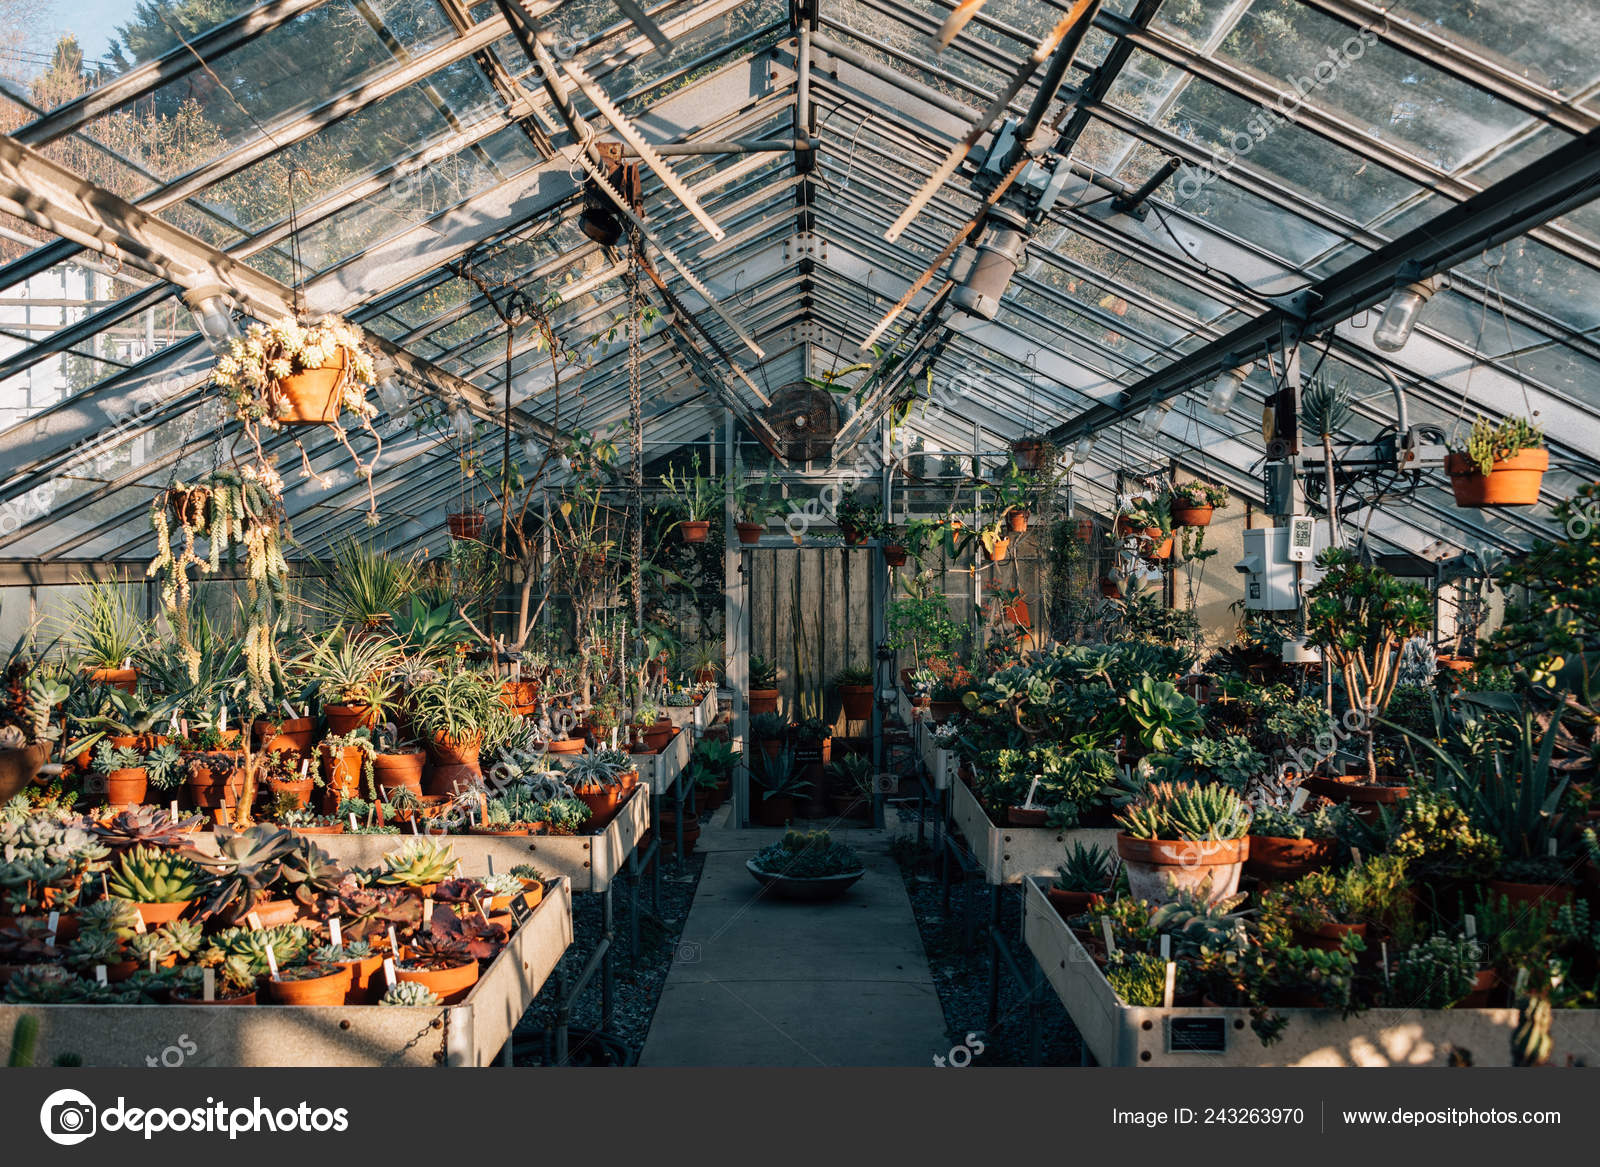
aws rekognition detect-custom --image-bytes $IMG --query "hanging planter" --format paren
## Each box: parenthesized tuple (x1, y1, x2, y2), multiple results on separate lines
(214, 317, 376, 429)
(1445, 417, 1547, 507)
(678, 520, 711, 544)
(1006, 510, 1028, 533)
(735, 521, 765, 545)
(447, 509, 486, 541)
(1170, 481, 1228, 528)
(1010, 438, 1053, 472)
(883, 543, 908, 567)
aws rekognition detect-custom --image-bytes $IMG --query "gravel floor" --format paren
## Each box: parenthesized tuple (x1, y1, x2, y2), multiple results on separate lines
(891, 826, 1084, 1068)
(509, 846, 707, 1066)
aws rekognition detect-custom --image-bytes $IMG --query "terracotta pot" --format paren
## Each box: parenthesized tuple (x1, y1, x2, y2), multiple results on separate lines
(272, 350, 346, 425)
(658, 812, 701, 854)
(396, 957, 479, 1005)
(1007, 510, 1028, 533)
(132, 899, 190, 927)
(678, 520, 711, 544)
(318, 745, 368, 814)
(693, 667, 718, 686)
(251, 898, 301, 929)
(266, 965, 350, 1006)
(1486, 878, 1574, 908)
(102, 767, 148, 808)
(86, 666, 138, 693)
(1172, 504, 1213, 528)
(748, 688, 780, 716)
(883, 543, 908, 567)
(1143, 533, 1174, 560)
(323, 703, 375, 735)
(447, 510, 486, 540)
(736, 521, 765, 545)
(1116, 833, 1248, 905)
(573, 784, 623, 829)
(293, 823, 344, 835)
(1435, 655, 1474, 673)
(499, 679, 539, 715)
(1293, 920, 1367, 952)
(842, 525, 867, 546)
(1047, 888, 1103, 920)
(267, 776, 315, 812)
(1002, 600, 1030, 628)
(545, 737, 586, 755)
(1446, 448, 1547, 507)
(468, 825, 530, 836)
(1099, 577, 1121, 599)
(254, 717, 316, 753)
(328, 953, 385, 1004)
(929, 699, 962, 721)
(1245, 835, 1337, 882)
(987, 536, 1011, 563)
(1304, 775, 1409, 819)
(838, 683, 874, 722)
(638, 721, 674, 753)
(1007, 806, 1048, 827)
(752, 793, 795, 827)
(1074, 519, 1095, 543)
(185, 761, 244, 812)
(1459, 967, 1501, 1008)
(374, 751, 425, 797)
(1011, 439, 1048, 471)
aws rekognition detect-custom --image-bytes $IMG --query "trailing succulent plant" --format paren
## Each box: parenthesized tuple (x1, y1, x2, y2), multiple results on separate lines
(106, 845, 206, 904)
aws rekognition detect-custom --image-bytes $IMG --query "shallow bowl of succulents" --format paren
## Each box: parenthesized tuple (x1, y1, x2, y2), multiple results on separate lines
(1445, 415, 1547, 507)
(746, 830, 865, 901)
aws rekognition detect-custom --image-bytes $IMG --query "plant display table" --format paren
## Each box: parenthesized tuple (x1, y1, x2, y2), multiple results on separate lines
(949, 779, 1118, 885)
(0, 880, 574, 1068)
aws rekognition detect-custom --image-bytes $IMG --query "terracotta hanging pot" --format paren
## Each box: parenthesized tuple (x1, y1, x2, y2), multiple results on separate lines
(1011, 439, 1048, 471)
(446, 510, 485, 540)
(987, 536, 1011, 563)
(678, 520, 711, 543)
(837, 684, 874, 722)
(1007, 510, 1028, 533)
(1003, 599, 1031, 628)
(736, 521, 765, 545)
(1172, 504, 1213, 528)
(883, 543, 908, 567)
(1446, 448, 1547, 507)
(272, 349, 346, 425)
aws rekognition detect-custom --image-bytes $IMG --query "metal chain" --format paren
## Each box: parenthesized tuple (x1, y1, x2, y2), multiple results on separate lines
(628, 229, 645, 638)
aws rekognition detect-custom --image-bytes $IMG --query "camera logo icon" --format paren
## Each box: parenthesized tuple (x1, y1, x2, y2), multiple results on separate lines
(40, 1088, 97, 1145)
(675, 941, 702, 963)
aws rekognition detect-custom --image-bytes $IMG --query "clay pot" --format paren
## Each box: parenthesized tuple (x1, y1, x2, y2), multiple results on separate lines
(1007, 510, 1028, 533)
(1435, 655, 1474, 673)
(987, 536, 1011, 563)
(396, 957, 479, 1004)
(267, 775, 315, 812)
(838, 684, 874, 722)
(1486, 878, 1574, 908)
(827, 792, 870, 821)
(544, 737, 586, 755)
(251, 898, 301, 929)
(1007, 806, 1048, 827)
(658, 811, 701, 854)
(323, 703, 375, 735)
(735, 521, 764, 545)
(929, 699, 962, 721)
(132, 900, 190, 927)
(1293, 920, 1367, 952)
(573, 783, 624, 829)
(272, 350, 346, 425)
(748, 688, 780, 716)
(318, 745, 368, 814)
(1116, 833, 1248, 905)
(327, 953, 385, 1004)
(254, 717, 316, 753)
(1172, 504, 1213, 528)
(678, 520, 711, 544)
(841, 525, 867, 546)
(86, 666, 138, 693)
(374, 751, 425, 798)
(883, 543, 908, 567)
(637, 721, 674, 753)
(1142, 533, 1174, 560)
(447, 510, 486, 541)
(498, 679, 539, 716)
(1002, 600, 1030, 628)
(266, 965, 351, 1006)
(1303, 775, 1409, 820)
(752, 793, 795, 827)
(185, 759, 244, 815)
(102, 767, 148, 808)
(1458, 967, 1501, 1008)
(693, 667, 718, 686)
(1245, 835, 1336, 882)
(1446, 448, 1547, 507)
(1047, 888, 1103, 920)
(1011, 439, 1048, 471)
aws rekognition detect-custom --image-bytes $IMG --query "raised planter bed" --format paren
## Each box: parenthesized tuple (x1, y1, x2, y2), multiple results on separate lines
(914, 717, 955, 791)
(663, 687, 717, 732)
(0, 880, 575, 1068)
(950, 778, 1117, 884)
(1020, 877, 1596, 1067)
(629, 725, 691, 796)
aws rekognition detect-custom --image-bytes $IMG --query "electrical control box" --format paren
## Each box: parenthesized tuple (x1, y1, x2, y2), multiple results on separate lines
(1236, 522, 1330, 610)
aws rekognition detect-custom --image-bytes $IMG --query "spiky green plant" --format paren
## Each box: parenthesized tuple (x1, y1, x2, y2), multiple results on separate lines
(1053, 841, 1114, 893)
(377, 838, 457, 887)
(107, 845, 205, 903)
(1114, 780, 1250, 841)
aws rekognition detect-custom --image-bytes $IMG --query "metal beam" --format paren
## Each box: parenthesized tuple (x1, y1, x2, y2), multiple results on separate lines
(1046, 124, 1600, 445)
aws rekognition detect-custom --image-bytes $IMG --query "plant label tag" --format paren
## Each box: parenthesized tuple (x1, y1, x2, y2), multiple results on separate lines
(485, 855, 494, 877)
(133, 913, 147, 934)
(329, 918, 342, 947)
(410, 818, 419, 834)
(383, 958, 396, 988)
(1464, 914, 1477, 939)
(1350, 847, 1362, 868)
(388, 925, 399, 957)
(694, 706, 703, 729)
(1100, 916, 1117, 955)
(170, 800, 179, 818)
(203, 968, 215, 1001)
(300, 757, 310, 779)
(512, 660, 520, 680)
(1159, 934, 1171, 961)
(1162, 961, 1176, 1008)
(348, 813, 359, 832)
(46, 911, 59, 944)
(1549, 838, 1558, 857)
(282, 700, 297, 718)
(1289, 787, 1308, 812)
(474, 896, 490, 923)
(264, 946, 278, 979)
(245, 911, 263, 932)
(1380, 942, 1390, 988)
(94, 964, 107, 985)
(1166, 1016, 1226, 1054)
(509, 894, 534, 927)
(422, 899, 434, 926)
(149, 952, 158, 973)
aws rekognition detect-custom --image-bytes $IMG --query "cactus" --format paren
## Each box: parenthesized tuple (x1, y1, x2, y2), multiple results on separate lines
(1512, 988, 1553, 1067)
(8, 1015, 37, 1067)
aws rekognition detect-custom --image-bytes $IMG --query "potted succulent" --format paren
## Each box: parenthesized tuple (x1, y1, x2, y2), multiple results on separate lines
(1446, 415, 1547, 507)
(831, 664, 875, 722)
(105, 845, 205, 926)
(1244, 804, 1341, 882)
(748, 655, 781, 716)
(660, 453, 723, 543)
(303, 633, 399, 735)
(372, 723, 426, 800)
(193, 825, 301, 928)
(749, 745, 811, 827)
(1170, 480, 1228, 527)
(630, 702, 674, 753)
(1049, 841, 1115, 919)
(56, 576, 146, 692)
(317, 727, 376, 815)
(410, 667, 501, 795)
(89, 740, 182, 809)
(746, 830, 864, 900)
(1114, 780, 1251, 905)
(565, 750, 629, 829)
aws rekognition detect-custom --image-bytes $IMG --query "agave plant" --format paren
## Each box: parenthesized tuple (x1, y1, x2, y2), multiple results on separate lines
(1115, 780, 1250, 841)
(307, 538, 419, 632)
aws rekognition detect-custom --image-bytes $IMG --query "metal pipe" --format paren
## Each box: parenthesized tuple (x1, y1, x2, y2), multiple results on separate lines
(624, 137, 817, 155)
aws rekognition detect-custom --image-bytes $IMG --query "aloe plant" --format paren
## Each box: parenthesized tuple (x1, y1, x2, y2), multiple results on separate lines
(107, 845, 206, 903)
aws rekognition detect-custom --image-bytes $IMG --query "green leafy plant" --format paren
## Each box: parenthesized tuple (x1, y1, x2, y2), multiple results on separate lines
(302, 632, 400, 712)
(107, 845, 205, 904)
(749, 656, 779, 689)
(1454, 415, 1545, 477)
(1114, 781, 1250, 841)
(55, 576, 146, 671)
(1390, 934, 1482, 1010)
(659, 453, 724, 523)
(1122, 677, 1203, 753)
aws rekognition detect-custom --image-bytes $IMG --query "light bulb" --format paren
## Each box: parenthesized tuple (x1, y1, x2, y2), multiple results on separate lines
(450, 405, 473, 439)
(376, 374, 409, 417)
(520, 435, 544, 466)
(1073, 434, 1095, 462)
(1373, 278, 1435, 352)
(1137, 403, 1169, 439)
(181, 284, 239, 357)
(1206, 364, 1250, 416)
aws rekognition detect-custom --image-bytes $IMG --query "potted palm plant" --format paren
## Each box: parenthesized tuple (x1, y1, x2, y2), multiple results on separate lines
(659, 453, 723, 543)
(1446, 415, 1548, 507)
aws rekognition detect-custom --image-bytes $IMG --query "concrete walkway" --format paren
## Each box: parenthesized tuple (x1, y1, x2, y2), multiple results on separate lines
(638, 810, 949, 1067)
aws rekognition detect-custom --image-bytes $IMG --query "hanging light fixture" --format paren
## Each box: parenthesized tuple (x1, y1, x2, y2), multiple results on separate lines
(1136, 400, 1171, 439)
(450, 404, 473, 439)
(1073, 433, 1096, 463)
(1206, 360, 1252, 416)
(180, 283, 240, 356)
(520, 434, 545, 466)
(374, 356, 409, 416)
(1373, 275, 1436, 352)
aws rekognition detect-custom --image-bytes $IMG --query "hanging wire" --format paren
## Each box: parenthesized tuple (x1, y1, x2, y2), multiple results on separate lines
(628, 227, 645, 643)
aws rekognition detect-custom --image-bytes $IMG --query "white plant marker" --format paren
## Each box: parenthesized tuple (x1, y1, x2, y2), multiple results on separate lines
(1289, 787, 1309, 812)
(1162, 962, 1176, 1008)
(203, 968, 215, 1001)
(1100, 916, 1117, 955)
(1464, 915, 1477, 939)
(263, 945, 279, 979)
(329, 918, 343, 948)
(94, 965, 107, 985)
